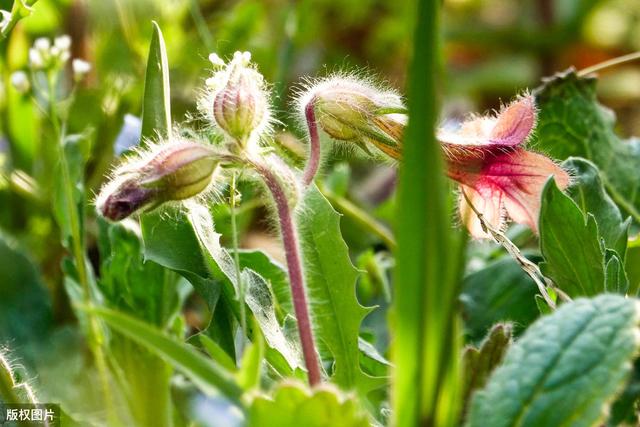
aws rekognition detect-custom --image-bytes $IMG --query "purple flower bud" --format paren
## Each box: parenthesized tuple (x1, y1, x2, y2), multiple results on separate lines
(97, 141, 219, 221)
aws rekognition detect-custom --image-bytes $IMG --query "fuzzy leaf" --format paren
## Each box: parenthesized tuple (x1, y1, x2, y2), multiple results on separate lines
(298, 186, 384, 394)
(467, 294, 640, 427)
(533, 70, 640, 222)
(462, 324, 512, 417)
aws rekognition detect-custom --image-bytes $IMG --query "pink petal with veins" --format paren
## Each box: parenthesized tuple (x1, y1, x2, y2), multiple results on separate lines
(452, 149, 570, 237)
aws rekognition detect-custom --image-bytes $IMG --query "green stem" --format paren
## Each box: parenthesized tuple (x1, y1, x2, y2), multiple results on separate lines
(47, 71, 118, 425)
(230, 172, 247, 356)
(319, 184, 397, 250)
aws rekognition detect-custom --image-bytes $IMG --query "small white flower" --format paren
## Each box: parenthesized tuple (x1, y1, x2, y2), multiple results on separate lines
(54, 35, 71, 51)
(10, 71, 29, 94)
(72, 58, 91, 79)
(28, 48, 44, 69)
(59, 50, 71, 63)
(34, 37, 51, 52)
(208, 53, 225, 68)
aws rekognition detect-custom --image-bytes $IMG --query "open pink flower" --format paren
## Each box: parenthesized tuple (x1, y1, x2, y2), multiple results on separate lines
(438, 96, 570, 238)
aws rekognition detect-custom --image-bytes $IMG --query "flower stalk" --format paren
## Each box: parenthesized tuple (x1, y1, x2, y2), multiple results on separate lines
(302, 99, 321, 186)
(252, 161, 322, 386)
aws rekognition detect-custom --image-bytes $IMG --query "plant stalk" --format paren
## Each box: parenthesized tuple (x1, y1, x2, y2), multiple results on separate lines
(252, 161, 322, 386)
(47, 72, 117, 424)
(302, 99, 321, 186)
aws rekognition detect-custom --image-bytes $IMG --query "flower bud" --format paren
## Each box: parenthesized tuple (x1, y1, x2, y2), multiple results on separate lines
(97, 141, 220, 221)
(200, 51, 270, 145)
(301, 77, 406, 159)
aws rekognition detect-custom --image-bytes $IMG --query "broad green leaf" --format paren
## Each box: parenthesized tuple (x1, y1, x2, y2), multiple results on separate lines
(298, 186, 383, 394)
(461, 257, 539, 342)
(141, 210, 221, 311)
(89, 306, 243, 403)
(467, 295, 640, 427)
(533, 70, 640, 222)
(539, 179, 606, 296)
(199, 334, 237, 372)
(140, 21, 171, 141)
(563, 158, 629, 259)
(248, 382, 369, 427)
(462, 324, 512, 418)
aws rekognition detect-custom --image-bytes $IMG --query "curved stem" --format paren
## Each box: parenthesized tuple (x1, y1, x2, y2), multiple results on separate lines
(302, 99, 321, 186)
(253, 161, 322, 386)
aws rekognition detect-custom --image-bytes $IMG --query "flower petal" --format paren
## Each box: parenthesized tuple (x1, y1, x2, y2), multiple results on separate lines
(479, 149, 570, 232)
(489, 96, 536, 146)
(458, 184, 505, 239)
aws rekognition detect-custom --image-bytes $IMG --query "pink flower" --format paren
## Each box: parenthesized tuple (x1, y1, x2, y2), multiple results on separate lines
(438, 96, 570, 238)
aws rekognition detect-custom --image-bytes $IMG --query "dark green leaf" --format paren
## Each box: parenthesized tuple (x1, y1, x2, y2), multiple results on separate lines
(461, 257, 539, 342)
(563, 157, 629, 259)
(539, 178, 606, 296)
(533, 70, 640, 222)
(467, 294, 640, 427)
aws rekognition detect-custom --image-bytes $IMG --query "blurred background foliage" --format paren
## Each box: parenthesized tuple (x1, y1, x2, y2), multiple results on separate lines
(1, 0, 640, 424)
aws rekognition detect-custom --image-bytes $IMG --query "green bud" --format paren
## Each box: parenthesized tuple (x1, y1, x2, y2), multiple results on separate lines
(97, 141, 219, 221)
(204, 51, 269, 145)
(304, 77, 406, 159)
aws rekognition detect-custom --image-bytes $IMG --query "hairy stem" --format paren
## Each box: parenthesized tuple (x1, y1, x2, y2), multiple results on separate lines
(253, 161, 322, 386)
(302, 99, 321, 186)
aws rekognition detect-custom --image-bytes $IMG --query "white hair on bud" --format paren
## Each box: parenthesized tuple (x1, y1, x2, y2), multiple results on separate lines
(95, 133, 226, 220)
(196, 51, 276, 148)
(291, 69, 406, 163)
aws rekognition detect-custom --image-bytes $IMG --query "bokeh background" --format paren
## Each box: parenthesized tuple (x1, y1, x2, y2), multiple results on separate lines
(0, 0, 639, 423)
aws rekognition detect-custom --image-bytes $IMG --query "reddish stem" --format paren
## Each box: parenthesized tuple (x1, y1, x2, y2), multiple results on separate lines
(302, 99, 321, 186)
(254, 162, 322, 386)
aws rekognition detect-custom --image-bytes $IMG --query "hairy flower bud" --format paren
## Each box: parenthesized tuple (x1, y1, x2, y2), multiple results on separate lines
(299, 76, 406, 158)
(97, 141, 220, 221)
(199, 51, 270, 146)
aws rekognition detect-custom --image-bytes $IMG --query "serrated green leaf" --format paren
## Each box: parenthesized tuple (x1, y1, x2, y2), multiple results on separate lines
(467, 294, 640, 427)
(539, 178, 606, 296)
(88, 306, 243, 403)
(462, 324, 512, 418)
(533, 70, 640, 222)
(248, 382, 369, 427)
(563, 158, 629, 259)
(298, 186, 384, 394)
(140, 21, 171, 141)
